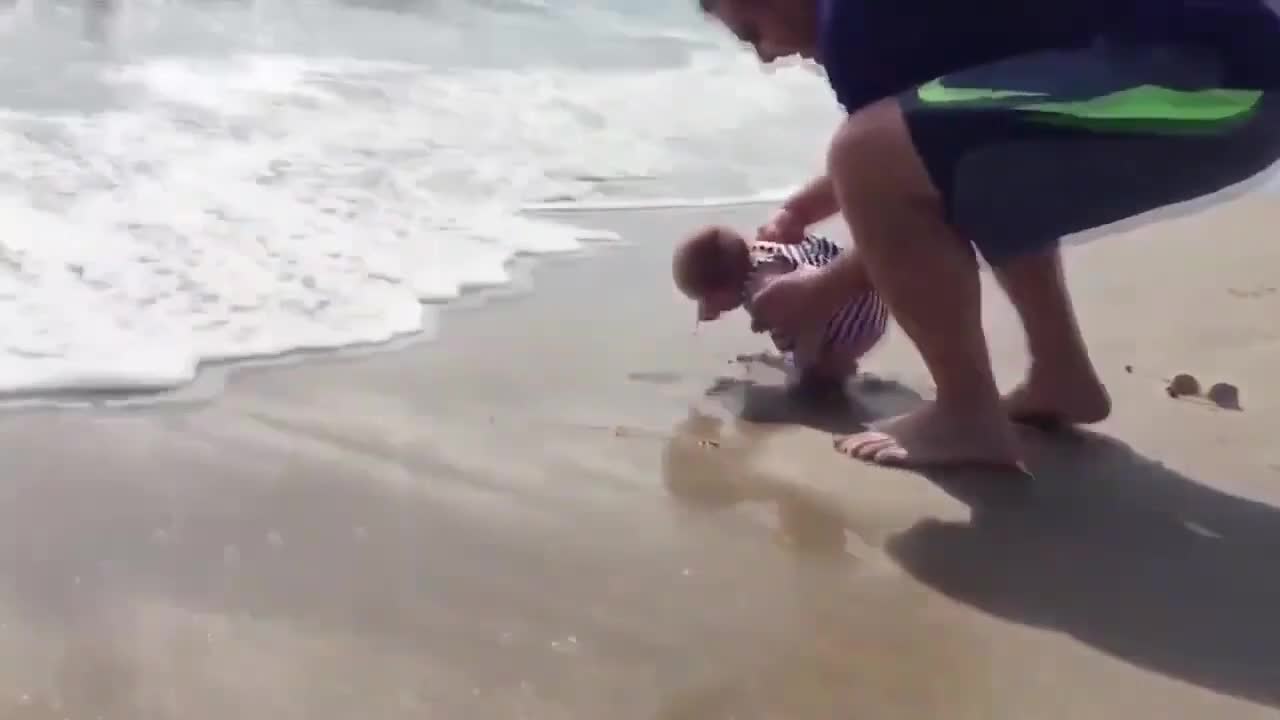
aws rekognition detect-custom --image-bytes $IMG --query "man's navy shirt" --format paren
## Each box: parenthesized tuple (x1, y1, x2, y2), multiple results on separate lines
(817, 0, 1280, 114)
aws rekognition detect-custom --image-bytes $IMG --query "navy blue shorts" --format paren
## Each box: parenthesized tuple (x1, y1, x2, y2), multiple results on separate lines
(900, 42, 1280, 265)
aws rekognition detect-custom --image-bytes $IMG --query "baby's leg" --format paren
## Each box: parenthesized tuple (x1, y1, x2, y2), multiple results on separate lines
(780, 332, 848, 395)
(806, 353, 861, 382)
(783, 355, 854, 401)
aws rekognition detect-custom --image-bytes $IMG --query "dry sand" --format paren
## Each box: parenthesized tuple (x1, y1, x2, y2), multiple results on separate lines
(0, 197, 1279, 719)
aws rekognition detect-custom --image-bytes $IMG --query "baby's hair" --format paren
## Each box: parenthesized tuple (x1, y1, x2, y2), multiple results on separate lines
(676, 225, 745, 293)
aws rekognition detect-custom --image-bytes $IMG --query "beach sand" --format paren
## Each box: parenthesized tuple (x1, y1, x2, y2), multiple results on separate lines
(1, 197, 1279, 719)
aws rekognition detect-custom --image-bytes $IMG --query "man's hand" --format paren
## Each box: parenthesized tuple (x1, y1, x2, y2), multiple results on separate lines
(756, 206, 807, 245)
(757, 174, 838, 245)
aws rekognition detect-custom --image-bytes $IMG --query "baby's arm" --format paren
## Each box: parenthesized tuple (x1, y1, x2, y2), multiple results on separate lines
(742, 258, 794, 346)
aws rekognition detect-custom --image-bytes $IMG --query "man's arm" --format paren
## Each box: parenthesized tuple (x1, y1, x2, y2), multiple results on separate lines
(779, 174, 839, 227)
(799, 175, 872, 319)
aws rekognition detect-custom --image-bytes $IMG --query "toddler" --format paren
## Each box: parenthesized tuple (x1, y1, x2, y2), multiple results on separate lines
(672, 224, 888, 384)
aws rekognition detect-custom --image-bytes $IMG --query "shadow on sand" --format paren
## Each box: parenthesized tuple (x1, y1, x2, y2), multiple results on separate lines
(895, 431, 1280, 709)
(661, 375, 1280, 713)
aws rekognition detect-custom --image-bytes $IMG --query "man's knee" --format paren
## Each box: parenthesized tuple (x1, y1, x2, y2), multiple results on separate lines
(828, 99, 897, 166)
(826, 98, 937, 200)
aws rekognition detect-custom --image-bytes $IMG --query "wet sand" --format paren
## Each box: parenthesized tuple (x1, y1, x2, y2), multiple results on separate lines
(1, 198, 1279, 719)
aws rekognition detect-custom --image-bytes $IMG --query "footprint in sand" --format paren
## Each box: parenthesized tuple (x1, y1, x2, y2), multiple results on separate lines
(1227, 286, 1277, 299)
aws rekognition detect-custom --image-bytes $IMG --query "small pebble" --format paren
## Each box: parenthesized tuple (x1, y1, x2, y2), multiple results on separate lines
(1207, 382, 1241, 410)
(1167, 373, 1201, 397)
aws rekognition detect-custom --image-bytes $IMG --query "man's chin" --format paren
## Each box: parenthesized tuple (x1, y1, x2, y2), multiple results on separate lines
(761, 53, 824, 75)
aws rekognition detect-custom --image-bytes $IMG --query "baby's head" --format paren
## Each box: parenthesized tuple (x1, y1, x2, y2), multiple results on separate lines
(672, 225, 752, 322)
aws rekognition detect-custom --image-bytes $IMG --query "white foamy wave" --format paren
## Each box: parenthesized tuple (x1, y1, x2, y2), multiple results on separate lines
(0, 41, 835, 397)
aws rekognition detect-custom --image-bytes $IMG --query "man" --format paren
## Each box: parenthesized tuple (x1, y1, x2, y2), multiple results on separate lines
(701, 0, 1280, 469)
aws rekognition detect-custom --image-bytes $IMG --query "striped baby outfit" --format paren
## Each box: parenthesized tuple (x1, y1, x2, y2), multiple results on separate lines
(744, 235, 889, 368)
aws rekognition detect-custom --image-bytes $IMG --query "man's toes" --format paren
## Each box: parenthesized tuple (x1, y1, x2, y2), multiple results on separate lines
(835, 432, 901, 463)
(835, 432, 877, 457)
(871, 444, 909, 465)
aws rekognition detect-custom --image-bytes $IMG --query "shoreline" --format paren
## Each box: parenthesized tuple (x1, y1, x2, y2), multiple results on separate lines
(5, 165, 1280, 412)
(0, 200, 769, 413)
(0, 213, 637, 413)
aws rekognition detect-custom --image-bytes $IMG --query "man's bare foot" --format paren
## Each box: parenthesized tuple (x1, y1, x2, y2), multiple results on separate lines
(1004, 368, 1111, 428)
(835, 401, 1023, 469)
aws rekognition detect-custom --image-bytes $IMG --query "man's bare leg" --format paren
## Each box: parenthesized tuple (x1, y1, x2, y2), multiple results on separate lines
(994, 248, 1112, 426)
(826, 99, 1020, 468)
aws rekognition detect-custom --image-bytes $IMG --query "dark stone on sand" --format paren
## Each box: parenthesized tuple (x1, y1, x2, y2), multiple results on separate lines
(1167, 373, 1201, 397)
(1207, 382, 1241, 410)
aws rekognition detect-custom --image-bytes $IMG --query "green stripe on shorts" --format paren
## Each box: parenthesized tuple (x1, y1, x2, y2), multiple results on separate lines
(918, 81, 1263, 132)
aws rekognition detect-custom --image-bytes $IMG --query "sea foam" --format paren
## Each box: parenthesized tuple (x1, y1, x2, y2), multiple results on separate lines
(0, 1, 839, 398)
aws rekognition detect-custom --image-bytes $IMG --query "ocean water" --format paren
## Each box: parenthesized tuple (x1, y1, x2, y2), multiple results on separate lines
(0, 0, 841, 397)
(4, 2, 1276, 400)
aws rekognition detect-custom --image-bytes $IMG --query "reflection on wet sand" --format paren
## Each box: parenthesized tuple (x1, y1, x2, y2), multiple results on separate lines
(662, 373, 924, 556)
